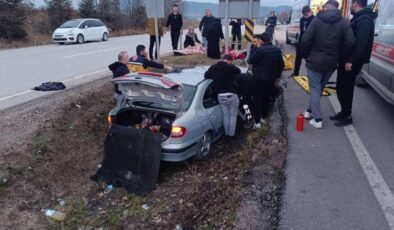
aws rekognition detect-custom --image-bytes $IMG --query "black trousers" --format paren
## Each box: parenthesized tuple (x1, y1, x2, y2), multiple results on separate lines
(293, 43, 302, 75)
(149, 35, 161, 60)
(252, 79, 276, 123)
(171, 30, 181, 50)
(231, 31, 242, 50)
(336, 63, 363, 117)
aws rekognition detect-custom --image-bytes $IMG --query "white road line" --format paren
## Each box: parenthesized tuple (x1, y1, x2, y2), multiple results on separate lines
(0, 90, 33, 102)
(328, 95, 394, 229)
(63, 46, 126, 58)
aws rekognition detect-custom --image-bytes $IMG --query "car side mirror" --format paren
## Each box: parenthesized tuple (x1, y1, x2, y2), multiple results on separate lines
(374, 30, 379, 37)
(84, 25, 88, 29)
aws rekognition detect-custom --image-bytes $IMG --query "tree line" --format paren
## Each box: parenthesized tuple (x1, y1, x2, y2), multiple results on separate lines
(0, 0, 149, 41)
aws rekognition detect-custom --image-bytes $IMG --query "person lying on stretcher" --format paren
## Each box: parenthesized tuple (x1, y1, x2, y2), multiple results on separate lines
(128, 45, 181, 73)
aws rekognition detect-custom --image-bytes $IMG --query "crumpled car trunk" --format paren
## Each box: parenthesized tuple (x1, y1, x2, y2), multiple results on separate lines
(91, 124, 162, 195)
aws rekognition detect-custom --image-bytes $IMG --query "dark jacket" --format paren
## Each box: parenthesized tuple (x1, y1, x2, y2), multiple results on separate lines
(199, 15, 215, 37)
(346, 8, 376, 65)
(299, 15, 315, 42)
(184, 33, 201, 47)
(129, 55, 164, 69)
(265, 16, 277, 28)
(204, 61, 241, 94)
(108, 62, 129, 94)
(230, 19, 242, 35)
(247, 43, 284, 81)
(166, 13, 183, 32)
(301, 9, 355, 72)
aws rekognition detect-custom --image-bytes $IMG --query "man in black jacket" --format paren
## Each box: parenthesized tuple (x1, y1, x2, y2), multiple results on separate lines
(265, 11, 277, 40)
(230, 19, 242, 50)
(207, 18, 224, 59)
(247, 33, 284, 129)
(199, 9, 215, 48)
(108, 51, 130, 105)
(331, 0, 376, 126)
(289, 5, 315, 78)
(205, 54, 241, 140)
(129, 45, 166, 69)
(301, 0, 355, 129)
(166, 4, 183, 51)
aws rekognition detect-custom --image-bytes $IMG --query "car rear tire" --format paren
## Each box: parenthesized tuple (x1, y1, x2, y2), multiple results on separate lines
(194, 131, 213, 160)
(76, 34, 84, 44)
(102, 32, 109, 41)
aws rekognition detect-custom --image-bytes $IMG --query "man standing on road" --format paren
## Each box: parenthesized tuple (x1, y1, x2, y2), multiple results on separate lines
(108, 51, 130, 105)
(331, 0, 376, 127)
(204, 54, 241, 142)
(230, 19, 242, 50)
(289, 5, 315, 78)
(265, 11, 277, 40)
(300, 0, 355, 129)
(199, 9, 215, 48)
(247, 33, 284, 129)
(166, 4, 183, 51)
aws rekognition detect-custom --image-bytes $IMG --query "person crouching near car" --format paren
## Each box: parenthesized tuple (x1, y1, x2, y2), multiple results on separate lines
(204, 54, 241, 143)
(247, 33, 284, 129)
(129, 45, 177, 73)
(108, 51, 130, 105)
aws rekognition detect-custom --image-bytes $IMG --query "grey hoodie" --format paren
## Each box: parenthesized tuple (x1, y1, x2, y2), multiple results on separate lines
(301, 9, 355, 72)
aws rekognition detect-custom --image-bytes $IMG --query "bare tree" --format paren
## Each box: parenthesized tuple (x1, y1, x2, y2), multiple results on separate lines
(0, 0, 27, 39)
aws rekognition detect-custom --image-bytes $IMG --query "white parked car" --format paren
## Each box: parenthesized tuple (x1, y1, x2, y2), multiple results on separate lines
(52, 18, 109, 44)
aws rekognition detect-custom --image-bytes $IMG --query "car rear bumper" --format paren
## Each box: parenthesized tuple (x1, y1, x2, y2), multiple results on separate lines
(160, 141, 199, 162)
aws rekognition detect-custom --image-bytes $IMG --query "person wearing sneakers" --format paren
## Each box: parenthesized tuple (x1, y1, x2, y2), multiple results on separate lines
(300, 0, 355, 129)
(289, 5, 315, 78)
(247, 33, 284, 129)
(204, 54, 241, 142)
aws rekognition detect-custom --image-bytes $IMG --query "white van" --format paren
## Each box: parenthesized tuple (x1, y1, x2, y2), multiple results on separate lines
(357, 0, 394, 104)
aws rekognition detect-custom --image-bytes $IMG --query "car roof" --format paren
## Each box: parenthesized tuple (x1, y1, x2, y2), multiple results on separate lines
(164, 66, 209, 86)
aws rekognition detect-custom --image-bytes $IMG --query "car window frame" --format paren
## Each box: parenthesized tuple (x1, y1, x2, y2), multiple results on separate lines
(202, 82, 219, 109)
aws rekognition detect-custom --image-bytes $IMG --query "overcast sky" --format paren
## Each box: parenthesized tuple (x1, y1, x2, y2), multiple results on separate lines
(184, 0, 295, 7)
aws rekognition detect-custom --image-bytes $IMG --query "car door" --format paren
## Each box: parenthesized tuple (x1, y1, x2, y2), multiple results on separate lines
(80, 20, 95, 41)
(202, 82, 223, 134)
(92, 20, 103, 40)
(368, 0, 394, 97)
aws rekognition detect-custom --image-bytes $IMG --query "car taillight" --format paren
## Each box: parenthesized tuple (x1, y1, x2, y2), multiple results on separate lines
(107, 115, 112, 125)
(170, 126, 186, 138)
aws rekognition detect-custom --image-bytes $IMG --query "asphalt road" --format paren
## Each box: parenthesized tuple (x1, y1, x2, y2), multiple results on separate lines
(280, 42, 394, 230)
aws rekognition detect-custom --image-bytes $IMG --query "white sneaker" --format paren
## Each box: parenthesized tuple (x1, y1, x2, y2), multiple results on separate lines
(303, 110, 311, 119)
(309, 119, 323, 129)
(260, 118, 267, 124)
(253, 122, 262, 129)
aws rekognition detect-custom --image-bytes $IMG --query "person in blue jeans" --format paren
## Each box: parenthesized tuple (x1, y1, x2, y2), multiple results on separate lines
(204, 54, 241, 143)
(300, 0, 355, 129)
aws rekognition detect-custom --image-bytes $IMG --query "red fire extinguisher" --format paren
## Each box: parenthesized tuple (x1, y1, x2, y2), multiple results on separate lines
(296, 113, 304, 132)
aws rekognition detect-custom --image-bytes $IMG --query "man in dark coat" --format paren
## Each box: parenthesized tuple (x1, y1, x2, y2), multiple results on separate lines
(331, 0, 377, 126)
(108, 51, 130, 104)
(265, 11, 277, 39)
(300, 0, 355, 129)
(206, 18, 224, 59)
(199, 9, 215, 48)
(289, 5, 315, 78)
(247, 33, 284, 129)
(230, 19, 242, 50)
(166, 4, 183, 51)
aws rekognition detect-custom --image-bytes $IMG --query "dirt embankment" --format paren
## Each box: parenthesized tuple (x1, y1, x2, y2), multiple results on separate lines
(0, 65, 288, 229)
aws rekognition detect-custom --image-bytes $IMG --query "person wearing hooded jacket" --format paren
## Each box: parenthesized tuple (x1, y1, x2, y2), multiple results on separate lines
(300, 0, 355, 129)
(108, 51, 130, 105)
(331, 0, 377, 127)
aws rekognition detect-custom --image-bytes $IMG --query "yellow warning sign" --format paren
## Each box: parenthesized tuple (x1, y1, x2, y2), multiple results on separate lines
(244, 19, 254, 42)
(293, 76, 336, 96)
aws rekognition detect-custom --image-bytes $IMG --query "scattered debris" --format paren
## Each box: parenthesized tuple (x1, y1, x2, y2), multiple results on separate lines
(42, 208, 66, 221)
(142, 204, 149, 210)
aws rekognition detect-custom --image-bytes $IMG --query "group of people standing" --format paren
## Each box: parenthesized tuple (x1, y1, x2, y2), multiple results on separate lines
(293, 0, 376, 129)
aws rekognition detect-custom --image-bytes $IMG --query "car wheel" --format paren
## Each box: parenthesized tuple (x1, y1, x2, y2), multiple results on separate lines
(102, 32, 109, 41)
(194, 131, 213, 160)
(76, 34, 84, 44)
(355, 72, 368, 87)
